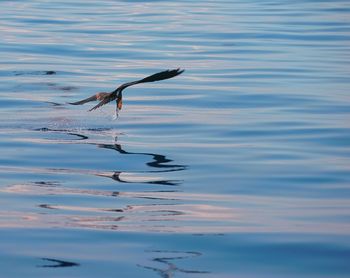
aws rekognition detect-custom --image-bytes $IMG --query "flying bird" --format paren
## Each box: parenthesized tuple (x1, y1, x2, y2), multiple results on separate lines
(70, 68, 184, 117)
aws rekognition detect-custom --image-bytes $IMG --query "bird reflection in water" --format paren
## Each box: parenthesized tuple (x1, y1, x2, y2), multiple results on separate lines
(97, 136, 187, 186)
(99, 138, 187, 172)
(29, 128, 188, 231)
(35, 128, 187, 186)
(138, 250, 209, 278)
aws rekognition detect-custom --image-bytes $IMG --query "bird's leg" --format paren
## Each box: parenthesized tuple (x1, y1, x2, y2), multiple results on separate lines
(113, 92, 122, 120)
(117, 92, 123, 111)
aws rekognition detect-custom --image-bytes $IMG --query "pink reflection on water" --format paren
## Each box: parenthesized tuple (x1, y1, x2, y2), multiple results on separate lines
(1, 182, 349, 234)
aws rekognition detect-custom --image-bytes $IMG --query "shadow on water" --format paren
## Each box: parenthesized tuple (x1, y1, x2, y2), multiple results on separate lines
(13, 70, 56, 76)
(38, 258, 80, 268)
(138, 250, 209, 278)
(36, 127, 89, 140)
(36, 249, 208, 277)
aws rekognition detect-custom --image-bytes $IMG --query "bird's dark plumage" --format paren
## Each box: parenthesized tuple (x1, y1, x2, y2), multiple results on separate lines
(135, 68, 185, 84)
(69, 68, 184, 115)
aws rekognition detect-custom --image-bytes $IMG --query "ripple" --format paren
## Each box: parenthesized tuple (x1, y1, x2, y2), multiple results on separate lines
(1, 181, 349, 234)
(1, 0, 350, 277)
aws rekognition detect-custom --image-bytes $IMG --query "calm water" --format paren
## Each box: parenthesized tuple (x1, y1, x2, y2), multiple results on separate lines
(1, 0, 350, 277)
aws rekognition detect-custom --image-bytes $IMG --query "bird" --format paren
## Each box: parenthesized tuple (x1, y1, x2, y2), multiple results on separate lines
(69, 68, 184, 117)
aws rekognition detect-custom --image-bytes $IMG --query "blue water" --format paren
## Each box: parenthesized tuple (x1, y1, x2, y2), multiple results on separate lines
(1, 0, 350, 277)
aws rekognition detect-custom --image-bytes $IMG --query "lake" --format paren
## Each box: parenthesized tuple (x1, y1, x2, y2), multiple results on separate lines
(1, 0, 350, 277)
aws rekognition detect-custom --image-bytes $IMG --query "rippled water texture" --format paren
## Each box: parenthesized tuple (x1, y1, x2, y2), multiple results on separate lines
(1, 0, 350, 277)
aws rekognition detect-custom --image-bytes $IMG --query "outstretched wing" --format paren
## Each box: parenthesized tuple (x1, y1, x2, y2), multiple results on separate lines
(89, 94, 116, 111)
(136, 68, 184, 85)
(69, 95, 97, 105)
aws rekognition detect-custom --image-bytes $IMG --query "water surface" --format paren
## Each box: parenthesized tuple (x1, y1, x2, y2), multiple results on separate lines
(1, 0, 350, 277)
